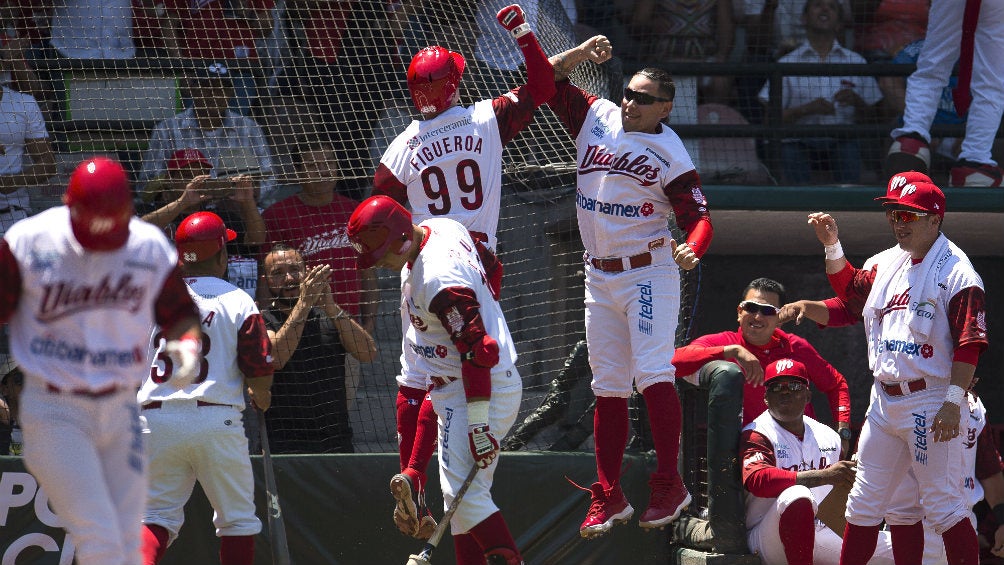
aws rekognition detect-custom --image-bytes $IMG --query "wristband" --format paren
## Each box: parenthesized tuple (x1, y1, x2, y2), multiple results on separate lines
(509, 23, 531, 38)
(994, 503, 1004, 526)
(945, 384, 966, 406)
(467, 400, 490, 426)
(824, 241, 844, 261)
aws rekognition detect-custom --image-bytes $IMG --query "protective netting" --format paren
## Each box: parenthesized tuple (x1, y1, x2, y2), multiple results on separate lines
(2, 0, 980, 456)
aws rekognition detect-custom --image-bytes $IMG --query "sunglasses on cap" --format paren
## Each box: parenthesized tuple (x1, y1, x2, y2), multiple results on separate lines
(885, 209, 930, 223)
(740, 301, 779, 316)
(623, 87, 671, 105)
(766, 381, 808, 393)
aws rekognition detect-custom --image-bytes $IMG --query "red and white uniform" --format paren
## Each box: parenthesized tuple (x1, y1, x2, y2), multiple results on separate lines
(673, 328, 851, 426)
(374, 88, 541, 392)
(547, 81, 713, 396)
(0, 207, 197, 565)
(403, 217, 521, 533)
(139, 275, 273, 544)
(823, 234, 988, 534)
(893, 392, 993, 565)
(891, 0, 1004, 166)
(741, 411, 893, 565)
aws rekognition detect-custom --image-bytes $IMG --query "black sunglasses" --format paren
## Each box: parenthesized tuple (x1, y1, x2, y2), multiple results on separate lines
(740, 301, 779, 317)
(766, 381, 808, 393)
(623, 87, 671, 105)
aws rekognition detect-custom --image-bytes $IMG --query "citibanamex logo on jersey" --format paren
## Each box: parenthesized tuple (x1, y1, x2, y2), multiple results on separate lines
(0, 471, 76, 562)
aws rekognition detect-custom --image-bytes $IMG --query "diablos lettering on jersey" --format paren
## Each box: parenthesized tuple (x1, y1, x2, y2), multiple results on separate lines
(409, 135, 483, 171)
(37, 274, 146, 322)
(0, 471, 75, 564)
(781, 457, 828, 472)
(299, 227, 351, 257)
(879, 286, 911, 319)
(579, 145, 661, 185)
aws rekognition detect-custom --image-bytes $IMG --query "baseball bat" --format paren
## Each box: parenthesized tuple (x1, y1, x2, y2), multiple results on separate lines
(258, 409, 292, 565)
(405, 463, 481, 565)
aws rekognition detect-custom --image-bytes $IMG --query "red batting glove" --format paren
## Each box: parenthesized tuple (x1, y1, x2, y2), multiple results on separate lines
(497, 4, 531, 39)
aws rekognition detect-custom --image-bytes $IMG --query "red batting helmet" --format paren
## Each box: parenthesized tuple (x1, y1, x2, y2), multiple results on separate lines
(175, 211, 236, 263)
(64, 157, 134, 251)
(347, 196, 412, 269)
(407, 46, 466, 114)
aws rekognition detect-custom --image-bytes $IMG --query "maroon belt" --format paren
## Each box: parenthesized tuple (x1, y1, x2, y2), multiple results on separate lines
(430, 376, 458, 388)
(46, 383, 120, 398)
(142, 400, 230, 410)
(881, 379, 927, 397)
(588, 252, 653, 273)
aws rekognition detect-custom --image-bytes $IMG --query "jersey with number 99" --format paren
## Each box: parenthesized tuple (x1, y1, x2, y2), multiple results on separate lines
(140, 276, 273, 409)
(373, 91, 537, 251)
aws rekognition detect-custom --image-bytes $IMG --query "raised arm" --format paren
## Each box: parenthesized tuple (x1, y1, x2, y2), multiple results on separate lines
(549, 35, 612, 82)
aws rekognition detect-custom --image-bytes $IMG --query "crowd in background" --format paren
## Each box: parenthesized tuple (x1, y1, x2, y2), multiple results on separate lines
(0, 0, 1001, 457)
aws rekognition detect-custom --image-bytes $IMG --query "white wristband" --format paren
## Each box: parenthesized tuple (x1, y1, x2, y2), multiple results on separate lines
(509, 23, 531, 38)
(467, 400, 490, 427)
(824, 241, 844, 261)
(945, 384, 965, 406)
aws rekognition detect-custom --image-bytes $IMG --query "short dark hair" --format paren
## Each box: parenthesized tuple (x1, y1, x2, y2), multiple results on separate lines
(633, 68, 676, 101)
(741, 277, 787, 305)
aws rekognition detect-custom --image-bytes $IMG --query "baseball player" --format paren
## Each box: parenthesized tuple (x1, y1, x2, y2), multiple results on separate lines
(742, 358, 893, 565)
(371, 3, 555, 539)
(886, 0, 1004, 186)
(544, 36, 714, 537)
(347, 196, 524, 565)
(138, 211, 274, 565)
(0, 157, 202, 565)
(673, 277, 852, 453)
(781, 172, 988, 565)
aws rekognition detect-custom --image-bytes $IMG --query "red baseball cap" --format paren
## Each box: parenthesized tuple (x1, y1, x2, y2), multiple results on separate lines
(876, 171, 932, 203)
(167, 148, 211, 171)
(764, 358, 809, 385)
(881, 179, 946, 218)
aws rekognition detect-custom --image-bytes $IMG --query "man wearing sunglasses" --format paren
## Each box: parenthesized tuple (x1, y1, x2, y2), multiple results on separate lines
(673, 277, 851, 449)
(741, 358, 893, 565)
(544, 36, 714, 538)
(784, 171, 988, 565)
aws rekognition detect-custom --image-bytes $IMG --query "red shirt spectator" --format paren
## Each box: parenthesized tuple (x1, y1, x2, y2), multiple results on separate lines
(162, 0, 274, 61)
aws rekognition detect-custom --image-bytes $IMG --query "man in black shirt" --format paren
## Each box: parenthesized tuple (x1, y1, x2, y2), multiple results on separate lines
(260, 245, 376, 453)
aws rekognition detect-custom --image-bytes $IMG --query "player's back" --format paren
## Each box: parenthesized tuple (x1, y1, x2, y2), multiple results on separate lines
(142, 276, 267, 409)
(376, 101, 504, 249)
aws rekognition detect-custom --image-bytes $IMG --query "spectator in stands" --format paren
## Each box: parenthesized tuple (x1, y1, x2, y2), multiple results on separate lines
(852, 0, 928, 64)
(261, 139, 377, 409)
(139, 62, 277, 205)
(624, 0, 736, 104)
(0, 58, 56, 236)
(672, 277, 852, 452)
(885, 0, 1004, 187)
(141, 147, 265, 298)
(735, 0, 852, 122)
(0, 364, 24, 456)
(260, 245, 376, 453)
(158, 0, 273, 116)
(740, 358, 894, 565)
(276, 0, 404, 194)
(48, 0, 135, 59)
(757, 0, 882, 184)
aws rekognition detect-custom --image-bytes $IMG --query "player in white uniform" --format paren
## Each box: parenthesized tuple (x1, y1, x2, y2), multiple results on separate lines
(348, 196, 524, 565)
(138, 211, 274, 565)
(544, 36, 714, 537)
(371, 3, 555, 540)
(782, 173, 989, 565)
(742, 358, 894, 565)
(886, 0, 1004, 186)
(0, 157, 202, 565)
